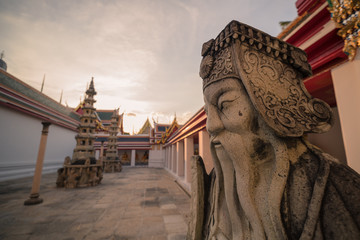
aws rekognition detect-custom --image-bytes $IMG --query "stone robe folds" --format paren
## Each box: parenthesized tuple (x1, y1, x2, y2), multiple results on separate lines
(188, 141, 360, 239)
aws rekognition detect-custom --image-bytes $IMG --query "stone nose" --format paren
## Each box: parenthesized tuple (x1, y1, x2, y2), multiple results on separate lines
(206, 106, 224, 136)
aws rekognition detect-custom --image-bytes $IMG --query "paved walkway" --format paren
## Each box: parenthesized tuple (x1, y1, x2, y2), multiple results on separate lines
(0, 167, 190, 240)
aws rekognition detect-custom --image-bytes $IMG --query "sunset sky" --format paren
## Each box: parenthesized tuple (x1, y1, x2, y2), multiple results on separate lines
(0, 0, 298, 133)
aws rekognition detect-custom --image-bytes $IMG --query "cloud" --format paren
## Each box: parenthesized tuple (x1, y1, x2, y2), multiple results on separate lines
(0, 0, 298, 132)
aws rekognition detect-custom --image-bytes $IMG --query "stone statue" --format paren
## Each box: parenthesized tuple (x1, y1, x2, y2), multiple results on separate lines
(122, 152, 130, 164)
(65, 168, 80, 188)
(56, 168, 65, 188)
(188, 20, 360, 240)
(88, 167, 99, 186)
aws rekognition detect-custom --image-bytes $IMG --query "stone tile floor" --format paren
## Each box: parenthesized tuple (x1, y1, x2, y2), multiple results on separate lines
(0, 167, 190, 240)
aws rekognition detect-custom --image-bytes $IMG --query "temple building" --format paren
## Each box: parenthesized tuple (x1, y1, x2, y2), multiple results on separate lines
(0, 64, 79, 181)
(93, 116, 175, 168)
(279, 0, 360, 172)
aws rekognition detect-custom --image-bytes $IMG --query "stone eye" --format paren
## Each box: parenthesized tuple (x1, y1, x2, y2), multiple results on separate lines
(218, 100, 231, 112)
(217, 96, 240, 113)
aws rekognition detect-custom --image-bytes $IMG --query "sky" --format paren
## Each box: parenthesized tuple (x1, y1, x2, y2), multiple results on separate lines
(0, 0, 298, 133)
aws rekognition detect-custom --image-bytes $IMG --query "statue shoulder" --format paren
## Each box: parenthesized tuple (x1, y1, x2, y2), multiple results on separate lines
(187, 155, 213, 240)
(302, 141, 360, 238)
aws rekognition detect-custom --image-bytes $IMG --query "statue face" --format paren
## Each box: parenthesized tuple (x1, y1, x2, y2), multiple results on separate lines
(204, 78, 256, 147)
(204, 77, 267, 238)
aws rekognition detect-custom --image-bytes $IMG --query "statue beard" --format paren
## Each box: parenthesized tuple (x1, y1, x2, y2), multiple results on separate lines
(210, 129, 288, 240)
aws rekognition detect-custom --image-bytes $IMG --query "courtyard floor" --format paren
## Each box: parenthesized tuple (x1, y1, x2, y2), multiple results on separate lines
(0, 167, 190, 240)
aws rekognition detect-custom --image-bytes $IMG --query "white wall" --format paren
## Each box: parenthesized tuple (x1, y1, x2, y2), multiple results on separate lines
(331, 51, 360, 173)
(149, 149, 164, 168)
(307, 107, 347, 164)
(0, 106, 77, 181)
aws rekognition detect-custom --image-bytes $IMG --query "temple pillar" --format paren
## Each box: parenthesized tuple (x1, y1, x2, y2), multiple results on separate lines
(131, 149, 136, 167)
(176, 141, 184, 177)
(24, 122, 51, 205)
(184, 136, 194, 184)
(171, 144, 177, 173)
(166, 147, 170, 169)
(199, 129, 213, 174)
(166, 146, 171, 170)
(169, 145, 173, 172)
(100, 141, 104, 160)
(164, 147, 167, 168)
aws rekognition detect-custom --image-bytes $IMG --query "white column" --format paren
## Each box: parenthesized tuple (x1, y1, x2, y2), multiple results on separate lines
(176, 141, 184, 177)
(167, 147, 170, 169)
(331, 52, 360, 173)
(171, 144, 177, 173)
(100, 141, 104, 160)
(199, 130, 213, 174)
(162, 147, 166, 168)
(184, 136, 194, 183)
(164, 147, 167, 168)
(24, 122, 51, 205)
(167, 147, 171, 170)
(131, 149, 136, 167)
(165, 147, 168, 169)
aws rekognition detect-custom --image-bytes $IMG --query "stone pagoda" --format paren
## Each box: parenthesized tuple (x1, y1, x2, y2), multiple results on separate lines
(103, 109, 122, 173)
(56, 77, 103, 188)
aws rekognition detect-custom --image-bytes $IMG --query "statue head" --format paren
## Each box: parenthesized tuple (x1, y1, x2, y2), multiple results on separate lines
(200, 21, 334, 239)
(201, 21, 332, 138)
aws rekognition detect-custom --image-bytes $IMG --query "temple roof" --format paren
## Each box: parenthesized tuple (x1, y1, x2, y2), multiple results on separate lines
(93, 109, 123, 134)
(157, 117, 179, 144)
(0, 69, 80, 130)
(0, 51, 7, 71)
(138, 118, 152, 134)
(97, 110, 114, 121)
(0, 59, 7, 71)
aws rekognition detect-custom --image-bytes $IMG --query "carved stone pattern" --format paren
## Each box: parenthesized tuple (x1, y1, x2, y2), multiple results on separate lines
(200, 55, 214, 79)
(242, 48, 331, 135)
(204, 48, 233, 87)
(103, 160, 122, 173)
(57, 164, 103, 188)
(207, 20, 312, 77)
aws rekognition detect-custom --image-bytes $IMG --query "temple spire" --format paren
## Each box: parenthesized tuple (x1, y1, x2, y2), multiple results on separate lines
(59, 90, 63, 104)
(103, 108, 122, 172)
(40, 74, 45, 93)
(57, 77, 103, 188)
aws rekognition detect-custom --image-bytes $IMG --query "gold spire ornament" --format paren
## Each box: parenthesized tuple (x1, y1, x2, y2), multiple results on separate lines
(327, 0, 360, 60)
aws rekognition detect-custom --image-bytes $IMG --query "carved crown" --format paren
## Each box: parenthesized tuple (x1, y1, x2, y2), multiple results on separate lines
(200, 21, 312, 89)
